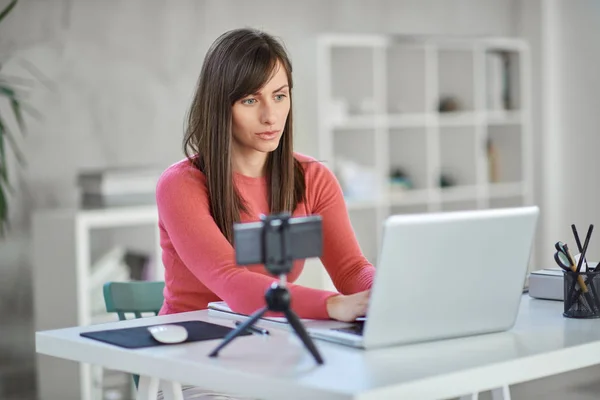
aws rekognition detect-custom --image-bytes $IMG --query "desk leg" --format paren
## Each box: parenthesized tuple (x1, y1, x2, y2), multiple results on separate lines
(160, 381, 184, 400)
(491, 385, 511, 400)
(137, 376, 160, 400)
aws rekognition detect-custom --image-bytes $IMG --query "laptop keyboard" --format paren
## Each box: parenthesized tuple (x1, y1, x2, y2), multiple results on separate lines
(333, 321, 365, 336)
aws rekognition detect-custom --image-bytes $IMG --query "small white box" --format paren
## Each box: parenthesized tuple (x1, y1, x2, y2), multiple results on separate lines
(528, 268, 564, 301)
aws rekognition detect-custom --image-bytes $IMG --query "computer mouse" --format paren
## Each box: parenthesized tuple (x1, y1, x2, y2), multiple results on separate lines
(148, 324, 188, 344)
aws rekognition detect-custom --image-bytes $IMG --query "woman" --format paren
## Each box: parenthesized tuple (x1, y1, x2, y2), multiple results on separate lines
(157, 27, 375, 328)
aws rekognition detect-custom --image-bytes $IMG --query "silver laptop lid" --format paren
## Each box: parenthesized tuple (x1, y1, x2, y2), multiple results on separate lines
(363, 206, 539, 349)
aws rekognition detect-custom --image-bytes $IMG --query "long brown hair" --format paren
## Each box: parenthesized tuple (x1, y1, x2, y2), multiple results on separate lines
(183, 28, 306, 243)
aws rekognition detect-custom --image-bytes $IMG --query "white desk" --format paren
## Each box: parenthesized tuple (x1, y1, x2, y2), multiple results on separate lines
(36, 295, 600, 400)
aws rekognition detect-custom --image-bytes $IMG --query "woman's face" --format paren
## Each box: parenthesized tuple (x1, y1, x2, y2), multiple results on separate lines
(231, 61, 290, 158)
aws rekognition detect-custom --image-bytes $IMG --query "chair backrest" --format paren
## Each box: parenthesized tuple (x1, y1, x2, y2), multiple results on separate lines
(103, 281, 165, 389)
(103, 281, 165, 321)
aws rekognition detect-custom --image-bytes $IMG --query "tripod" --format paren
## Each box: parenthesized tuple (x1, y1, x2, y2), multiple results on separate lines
(208, 214, 324, 365)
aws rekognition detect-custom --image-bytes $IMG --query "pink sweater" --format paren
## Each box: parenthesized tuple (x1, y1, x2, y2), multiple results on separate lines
(156, 153, 375, 319)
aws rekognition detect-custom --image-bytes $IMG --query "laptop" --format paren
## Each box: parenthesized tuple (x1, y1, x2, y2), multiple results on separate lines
(307, 206, 539, 349)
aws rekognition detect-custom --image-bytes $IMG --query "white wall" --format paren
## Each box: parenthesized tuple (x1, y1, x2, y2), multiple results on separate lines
(552, 0, 600, 262)
(0, 0, 516, 234)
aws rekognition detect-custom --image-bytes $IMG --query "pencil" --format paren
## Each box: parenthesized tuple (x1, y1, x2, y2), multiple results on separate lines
(564, 244, 589, 293)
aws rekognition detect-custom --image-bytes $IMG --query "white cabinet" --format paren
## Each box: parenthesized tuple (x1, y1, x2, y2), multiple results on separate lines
(33, 205, 163, 400)
(317, 34, 533, 265)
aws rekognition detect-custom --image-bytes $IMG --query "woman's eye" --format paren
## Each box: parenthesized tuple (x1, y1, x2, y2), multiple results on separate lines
(242, 98, 256, 105)
(275, 94, 287, 101)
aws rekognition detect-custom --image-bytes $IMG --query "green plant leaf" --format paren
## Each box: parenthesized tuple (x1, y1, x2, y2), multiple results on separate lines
(0, 178, 7, 237)
(0, 148, 8, 227)
(0, 115, 25, 168)
(0, 120, 6, 183)
(0, 187, 7, 236)
(0, 0, 17, 25)
(0, 85, 29, 131)
(0, 119, 15, 194)
(0, 84, 16, 99)
(10, 98, 25, 134)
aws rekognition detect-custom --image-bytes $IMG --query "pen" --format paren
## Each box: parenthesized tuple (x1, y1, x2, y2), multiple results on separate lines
(235, 321, 270, 335)
(571, 224, 589, 271)
(576, 225, 594, 273)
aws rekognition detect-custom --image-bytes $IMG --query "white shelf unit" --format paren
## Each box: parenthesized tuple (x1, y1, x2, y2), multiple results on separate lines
(317, 34, 533, 265)
(32, 204, 163, 400)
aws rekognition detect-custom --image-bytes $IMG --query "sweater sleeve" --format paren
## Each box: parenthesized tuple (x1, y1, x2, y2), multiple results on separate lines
(308, 162, 376, 294)
(156, 165, 337, 319)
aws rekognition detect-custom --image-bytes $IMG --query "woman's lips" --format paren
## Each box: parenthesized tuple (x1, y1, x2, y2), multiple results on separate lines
(256, 130, 279, 140)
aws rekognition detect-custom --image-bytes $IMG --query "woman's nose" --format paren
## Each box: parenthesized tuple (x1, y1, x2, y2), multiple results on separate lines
(260, 103, 277, 126)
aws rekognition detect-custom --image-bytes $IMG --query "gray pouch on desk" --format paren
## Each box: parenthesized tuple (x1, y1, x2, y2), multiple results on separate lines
(528, 269, 563, 301)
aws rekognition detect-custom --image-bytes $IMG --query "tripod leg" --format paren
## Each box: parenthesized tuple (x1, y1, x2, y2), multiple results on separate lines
(208, 306, 268, 358)
(284, 309, 324, 364)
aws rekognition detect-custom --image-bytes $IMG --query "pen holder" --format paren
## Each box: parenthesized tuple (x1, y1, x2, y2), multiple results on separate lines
(563, 270, 600, 318)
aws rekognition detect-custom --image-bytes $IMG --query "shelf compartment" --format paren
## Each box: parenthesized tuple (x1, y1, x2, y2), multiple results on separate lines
(484, 50, 522, 113)
(439, 126, 477, 188)
(486, 125, 523, 184)
(333, 129, 376, 167)
(386, 45, 427, 114)
(331, 47, 377, 118)
(333, 128, 378, 202)
(388, 127, 428, 192)
(437, 49, 475, 113)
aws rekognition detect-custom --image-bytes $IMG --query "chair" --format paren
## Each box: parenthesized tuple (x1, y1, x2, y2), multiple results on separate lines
(103, 280, 165, 388)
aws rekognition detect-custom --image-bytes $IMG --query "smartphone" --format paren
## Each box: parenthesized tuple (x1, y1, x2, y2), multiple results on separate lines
(233, 214, 323, 271)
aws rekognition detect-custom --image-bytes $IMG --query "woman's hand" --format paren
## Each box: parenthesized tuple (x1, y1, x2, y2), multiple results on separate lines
(326, 290, 370, 322)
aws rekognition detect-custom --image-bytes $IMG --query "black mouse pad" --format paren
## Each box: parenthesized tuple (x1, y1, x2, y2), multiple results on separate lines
(80, 320, 251, 349)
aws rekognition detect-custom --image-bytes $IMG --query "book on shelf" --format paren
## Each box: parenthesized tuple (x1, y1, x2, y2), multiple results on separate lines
(486, 51, 510, 111)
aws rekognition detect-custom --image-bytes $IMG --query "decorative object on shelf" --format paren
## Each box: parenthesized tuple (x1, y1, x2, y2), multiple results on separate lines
(487, 138, 500, 183)
(438, 96, 461, 113)
(389, 168, 413, 191)
(439, 173, 456, 188)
